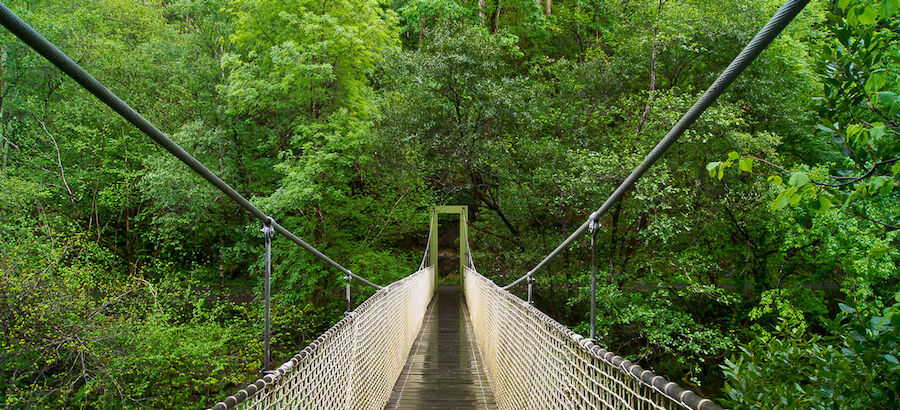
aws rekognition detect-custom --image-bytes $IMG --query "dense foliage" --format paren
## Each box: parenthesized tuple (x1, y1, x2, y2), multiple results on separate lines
(0, 0, 897, 407)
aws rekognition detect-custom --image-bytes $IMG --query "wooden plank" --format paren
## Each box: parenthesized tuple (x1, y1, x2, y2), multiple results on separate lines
(385, 285, 497, 409)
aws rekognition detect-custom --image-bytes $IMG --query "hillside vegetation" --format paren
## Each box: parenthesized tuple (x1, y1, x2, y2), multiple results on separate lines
(0, 0, 898, 407)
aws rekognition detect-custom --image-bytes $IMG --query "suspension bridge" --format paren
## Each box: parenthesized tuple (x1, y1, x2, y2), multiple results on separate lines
(0, 0, 812, 408)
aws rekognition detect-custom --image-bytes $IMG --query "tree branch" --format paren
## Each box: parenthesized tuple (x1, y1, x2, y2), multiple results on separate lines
(748, 155, 900, 188)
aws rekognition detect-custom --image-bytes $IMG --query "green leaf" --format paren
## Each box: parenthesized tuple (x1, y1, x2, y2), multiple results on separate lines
(728, 151, 740, 161)
(876, 92, 897, 109)
(846, 124, 865, 148)
(869, 246, 890, 259)
(768, 175, 783, 186)
(865, 70, 886, 94)
(786, 187, 802, 206)
(789, 172, 810, 187)
(869, 126, 886, 142)
(872, 176, 885, 188)
(739, 158, 753, 173)
(718, 164, 725, 180)
(886, 354, 899, 365)
(707, 161, 720, 178)
(881, 0, 900, 18)
(837, 0, 850, 9)
(838, 303, 855, 313)
(858, 4, 878, 24)
(811, 196, 832, 214)
(772, 192, 789, 211)
(879, 180, 894, 196)
(892, 162, 900, 177)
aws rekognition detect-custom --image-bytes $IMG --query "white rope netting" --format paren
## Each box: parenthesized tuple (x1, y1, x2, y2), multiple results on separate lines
(212, 267, 434, 410)
(463, 267, 719, 410)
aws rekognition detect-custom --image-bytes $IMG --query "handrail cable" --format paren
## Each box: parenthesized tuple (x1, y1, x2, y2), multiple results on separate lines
(0, 3, 381, 290)
(504, 0, 810, 290)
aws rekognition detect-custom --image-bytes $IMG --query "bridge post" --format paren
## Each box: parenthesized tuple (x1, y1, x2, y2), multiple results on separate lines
(459, 207, 468, 295)
(589, 217, 600, 341)
(261, 219, 275, 373)
(429, 208, 439, 292)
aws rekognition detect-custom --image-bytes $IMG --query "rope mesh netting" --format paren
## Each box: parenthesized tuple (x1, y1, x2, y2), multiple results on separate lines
(464, 268, 720, 410)
(211, 267, 434, 410)
(214, 265, 720, 410)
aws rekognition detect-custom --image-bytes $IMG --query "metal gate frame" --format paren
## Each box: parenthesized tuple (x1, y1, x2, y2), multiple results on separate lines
(428, 205, 470, 293)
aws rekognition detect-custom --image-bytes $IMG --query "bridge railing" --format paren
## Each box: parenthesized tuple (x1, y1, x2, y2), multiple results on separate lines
(464, 267, 720, 410)
(211, 267, 434, 410)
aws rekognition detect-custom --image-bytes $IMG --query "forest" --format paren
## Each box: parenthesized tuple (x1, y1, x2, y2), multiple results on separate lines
(0, 0, 898, 408)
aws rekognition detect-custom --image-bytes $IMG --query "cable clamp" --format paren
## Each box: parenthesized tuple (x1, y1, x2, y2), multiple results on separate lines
(260, 217, 275, 237)
(588, 215, 601, 233)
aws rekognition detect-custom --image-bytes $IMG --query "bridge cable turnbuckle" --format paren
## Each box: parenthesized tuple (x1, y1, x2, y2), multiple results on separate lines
(345, 274, 353, 315)
(526, 276, 535, 304)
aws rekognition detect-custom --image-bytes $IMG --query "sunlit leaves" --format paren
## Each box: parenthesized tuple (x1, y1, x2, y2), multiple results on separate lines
(223, 0, 400, 124)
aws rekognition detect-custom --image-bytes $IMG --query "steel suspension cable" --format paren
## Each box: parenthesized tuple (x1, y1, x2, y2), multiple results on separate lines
(0, 3, 381, 289)
(504, 0, 810, 290)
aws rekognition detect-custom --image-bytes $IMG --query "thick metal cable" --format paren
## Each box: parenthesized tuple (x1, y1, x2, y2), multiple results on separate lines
(504, 0, 810, 289)
(212, 267, 434, 410)
(0, 3, 381, 290)
(466, 267, 722, 410)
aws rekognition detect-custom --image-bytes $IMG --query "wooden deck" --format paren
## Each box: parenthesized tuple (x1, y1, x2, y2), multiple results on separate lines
(385, 285, 498, 409)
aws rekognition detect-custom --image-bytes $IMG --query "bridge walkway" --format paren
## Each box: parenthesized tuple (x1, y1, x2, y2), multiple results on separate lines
(385, 285, 497, 409)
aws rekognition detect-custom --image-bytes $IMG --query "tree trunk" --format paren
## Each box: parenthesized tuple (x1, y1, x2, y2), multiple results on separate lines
(544, 0, 551, 15)
(478, 0, 486, 24)
(491, 0, 501, 33)
(636, 0, 665, 134)
(636, 35, 658, 134)
(219, 247, 225, 289)
(1, 45, 6, 173)
(608, 203, 621, 286)
(419, 17, 425, 44)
